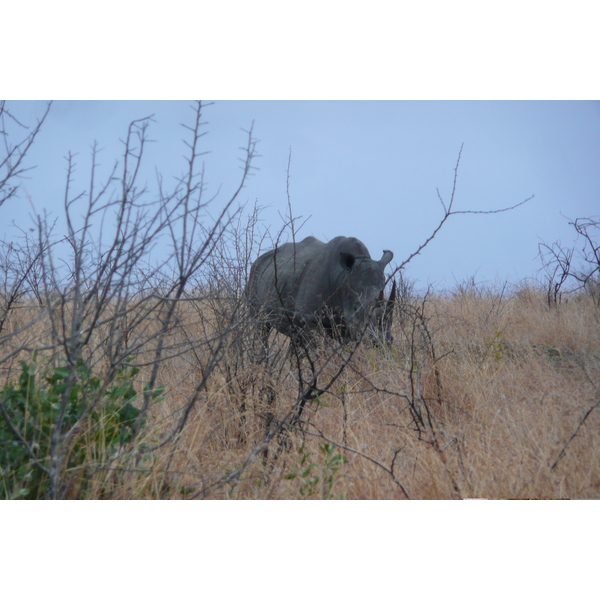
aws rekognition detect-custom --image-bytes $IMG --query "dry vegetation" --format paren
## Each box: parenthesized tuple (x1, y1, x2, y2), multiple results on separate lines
(4, 283, 598, 500)
(167, 286, 600, 499)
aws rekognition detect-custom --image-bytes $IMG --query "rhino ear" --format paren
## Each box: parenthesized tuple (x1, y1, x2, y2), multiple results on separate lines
(379, 250, 393, 267)
(340, 252, 355, 271)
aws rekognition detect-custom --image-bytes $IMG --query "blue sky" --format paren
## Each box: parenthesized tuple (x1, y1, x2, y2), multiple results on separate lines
(3, 100, 599, 290)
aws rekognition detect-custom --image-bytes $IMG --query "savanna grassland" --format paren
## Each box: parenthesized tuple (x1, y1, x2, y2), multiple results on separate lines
(1, 101, 599, 500)
(3, 282, 597, 500)
(156, 285, 600, 500)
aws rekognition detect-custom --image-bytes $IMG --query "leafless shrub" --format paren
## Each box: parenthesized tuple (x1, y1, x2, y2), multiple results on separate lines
(571, 217, 600, 305)
(538, 240, 575, 305)
(0, 101, 51, 209)
(0, 101, 262, 498)
(538, 216, 600, 307)
(224, 145, 535, 499)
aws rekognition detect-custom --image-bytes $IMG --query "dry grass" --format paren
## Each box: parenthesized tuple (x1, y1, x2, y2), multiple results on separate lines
(2, 285, 599, 499)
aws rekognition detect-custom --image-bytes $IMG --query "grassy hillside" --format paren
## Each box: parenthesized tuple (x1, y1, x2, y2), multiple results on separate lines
(2, 283, 597, 499)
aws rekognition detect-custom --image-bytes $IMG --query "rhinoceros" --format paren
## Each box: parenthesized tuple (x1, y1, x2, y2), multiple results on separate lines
(246, 236, 396, 345)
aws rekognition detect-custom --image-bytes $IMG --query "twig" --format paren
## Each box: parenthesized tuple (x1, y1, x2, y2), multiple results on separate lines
(551, 387, 600, 470)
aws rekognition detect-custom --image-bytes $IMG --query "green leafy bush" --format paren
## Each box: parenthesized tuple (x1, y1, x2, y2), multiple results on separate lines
(285, 442, 348, 499)
(0, 357, 145, 499)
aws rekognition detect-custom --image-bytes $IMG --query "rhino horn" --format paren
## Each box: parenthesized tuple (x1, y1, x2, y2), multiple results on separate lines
(384, 279, 396, 326)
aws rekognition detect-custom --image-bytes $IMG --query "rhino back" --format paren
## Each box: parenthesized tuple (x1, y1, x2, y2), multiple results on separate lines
(246, 235, 385, 337)
(247, 236, 325, 315)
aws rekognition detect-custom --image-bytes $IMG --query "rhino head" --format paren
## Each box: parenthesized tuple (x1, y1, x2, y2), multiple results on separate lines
(336, 249, 395, 344)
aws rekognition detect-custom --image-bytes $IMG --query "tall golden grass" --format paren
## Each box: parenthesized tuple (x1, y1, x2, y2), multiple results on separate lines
(2, 284, 599, 499)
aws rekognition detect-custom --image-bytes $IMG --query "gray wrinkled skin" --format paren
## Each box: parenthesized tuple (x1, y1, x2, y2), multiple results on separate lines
(247, 236, 395, 344)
